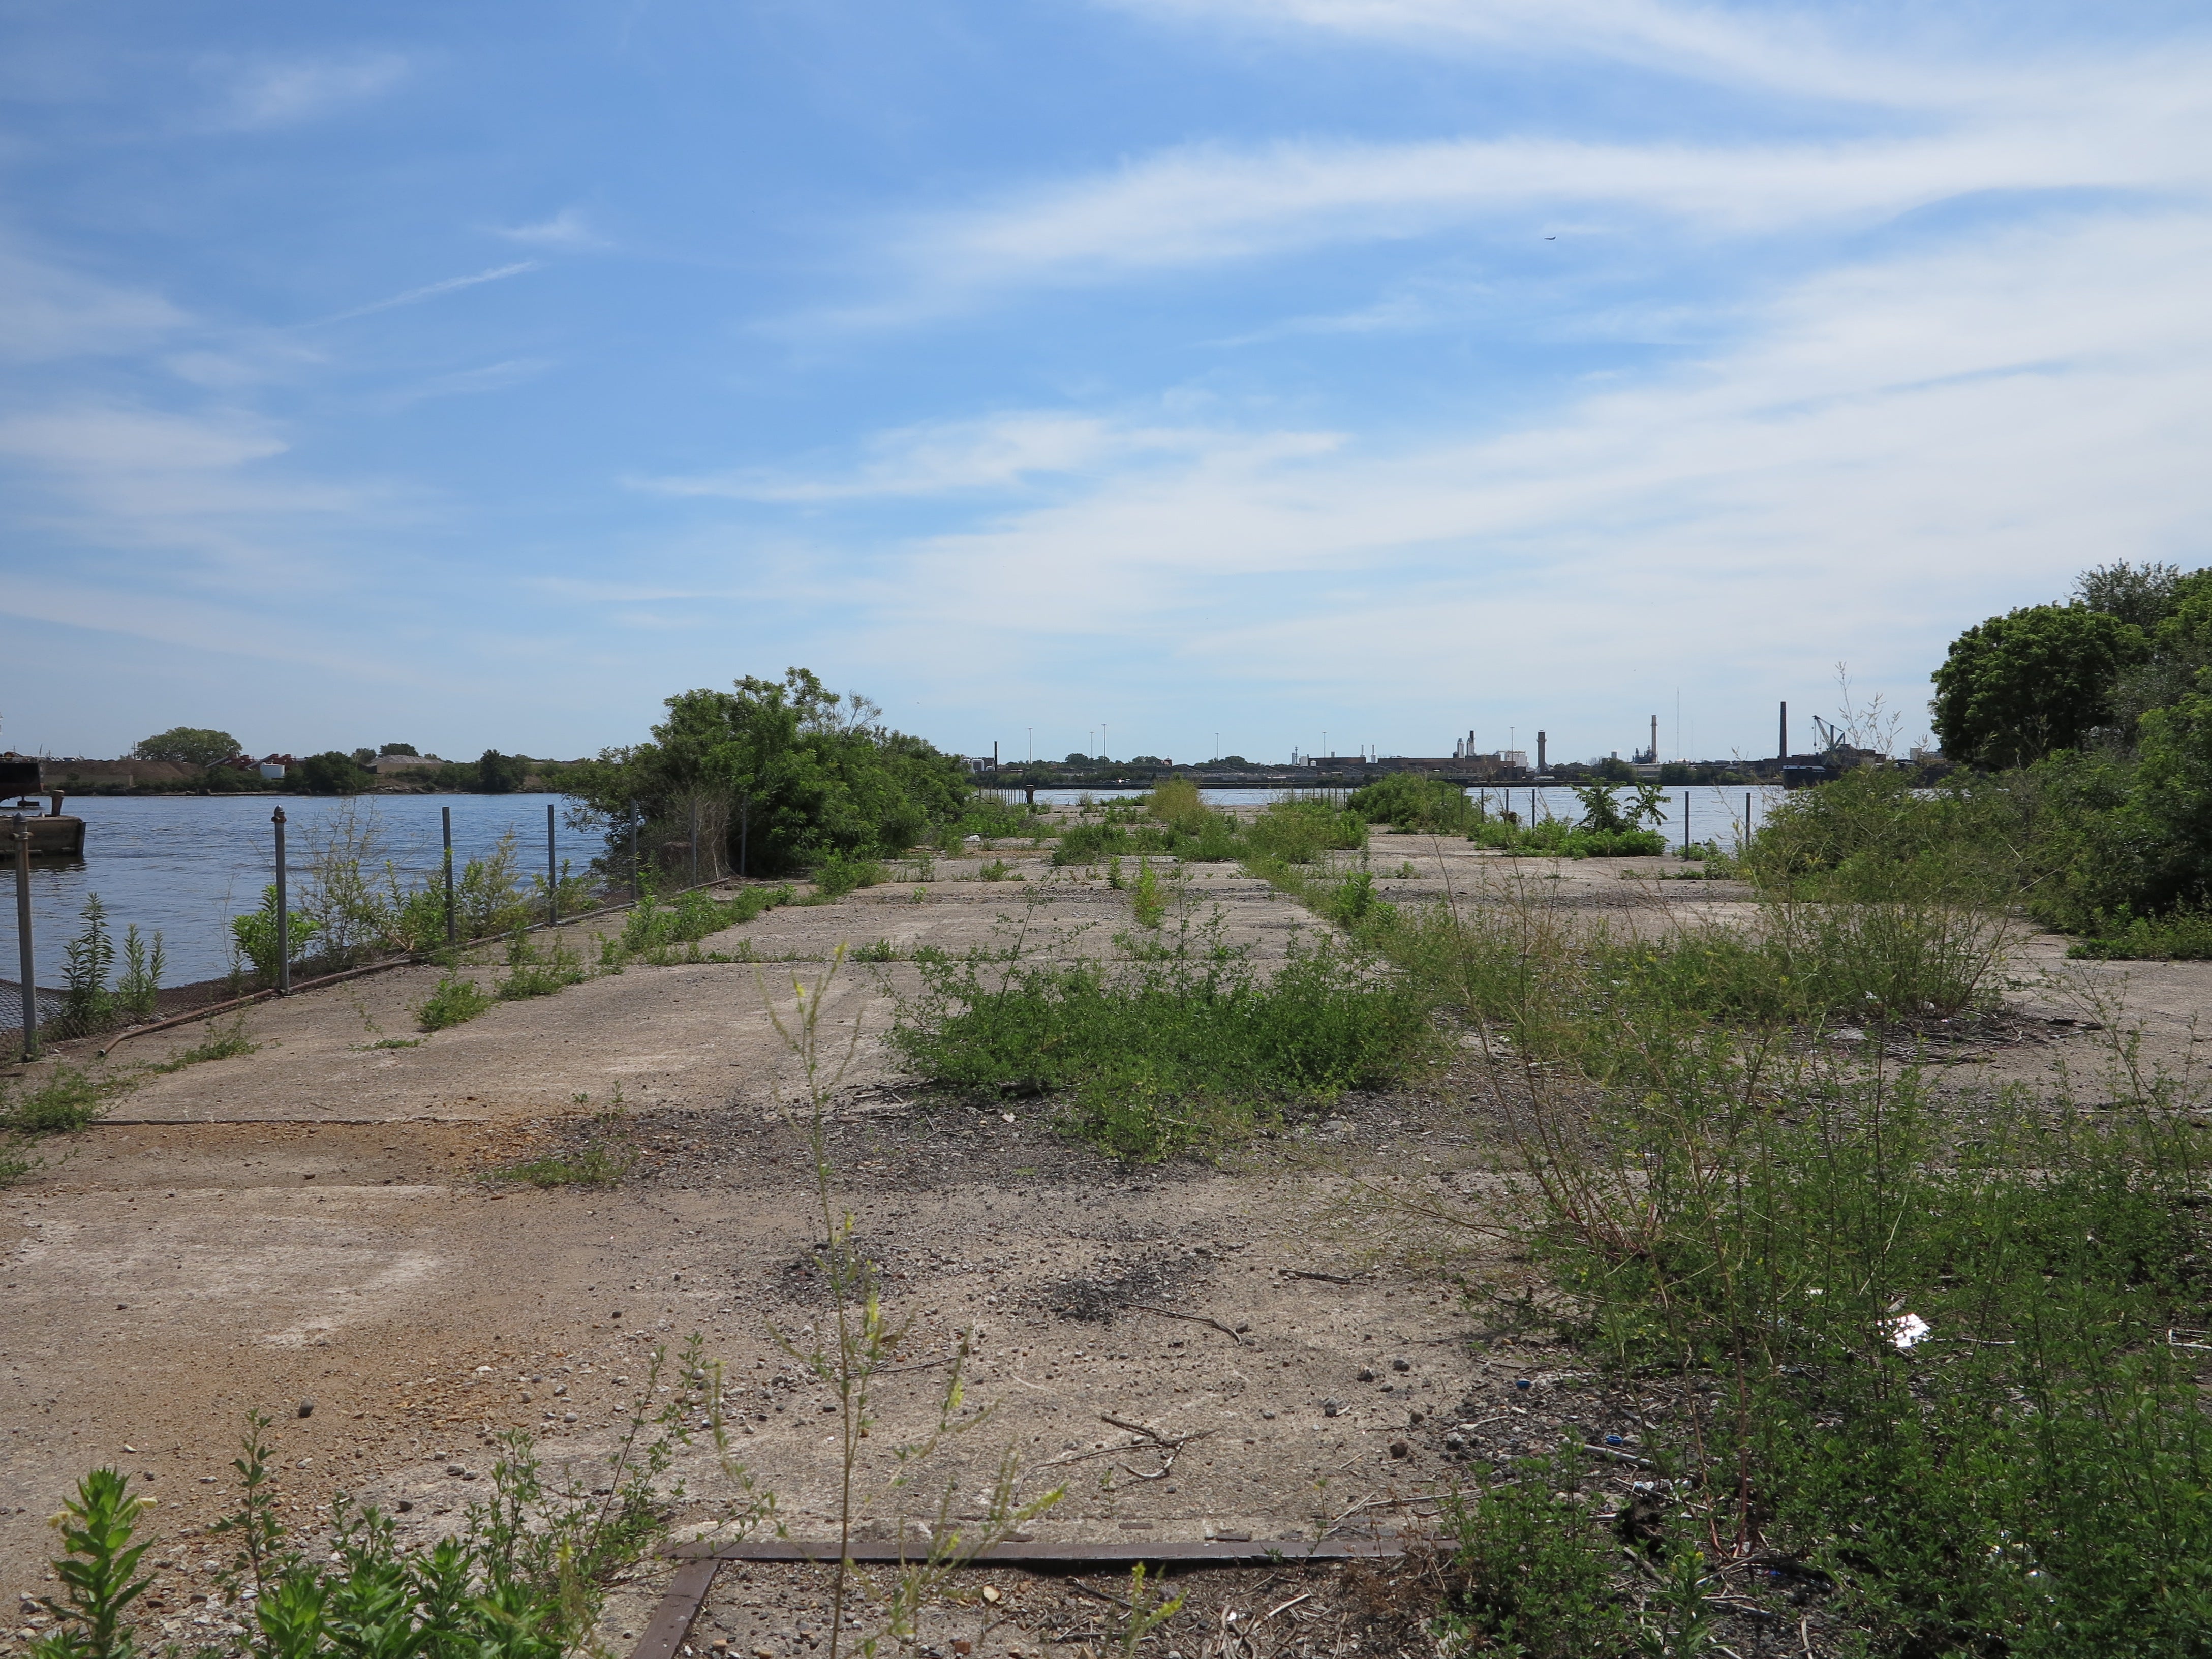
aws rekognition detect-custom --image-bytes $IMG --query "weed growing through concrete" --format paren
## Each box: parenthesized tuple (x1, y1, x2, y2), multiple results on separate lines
(1129, 858, 1166, 927)
(416, 972, 493, 1031)
(1301, 844, 2212, 1653)
(600, 878, 796, 968)
(759, 948, 1060, 1658)
(145, 1015, 260, 1071)
(891, 907, 1435, 1160)
(494, 930, 588, 1000)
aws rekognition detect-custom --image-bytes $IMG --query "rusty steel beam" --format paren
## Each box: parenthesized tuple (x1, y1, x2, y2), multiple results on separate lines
(631, 1557, 721, 1659)
(671, 1536, 1409, 1565)
(630, 1535, 1416, 1659)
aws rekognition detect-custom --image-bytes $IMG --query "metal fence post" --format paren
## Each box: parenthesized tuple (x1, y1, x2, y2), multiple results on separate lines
(739, 797, 749, 881)
(272, 806, 290, 995)
(689, 801, 699, 887)
(1682, 791, 1691, 856)
(1745, 791, 1753, 852)
(13, 814, 36, 1061)
(547, 803, 559, 925)
(628, 802, 640, 899)
(442, 805, 456, 946)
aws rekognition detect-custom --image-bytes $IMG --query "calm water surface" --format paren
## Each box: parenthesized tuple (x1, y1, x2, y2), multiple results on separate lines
(1004, 784, 1780, 847)
(4, 794, 597, 987)
(5, 785, 1786, 992)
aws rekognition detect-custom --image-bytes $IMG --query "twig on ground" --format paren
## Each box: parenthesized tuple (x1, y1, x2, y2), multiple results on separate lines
(1258, 1594, 1311, 1624)
(1129, 1304, 1252, 1346)
(1282, 1270, 1355, 1284)
(1099, 1412, 1216, 1480)
(1066, 1579, 1133, 1610)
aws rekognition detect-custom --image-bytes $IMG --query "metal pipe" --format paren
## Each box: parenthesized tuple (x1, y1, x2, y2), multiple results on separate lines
(272, 807, 290, 995)
(547, 802, 559, 926)
(442, 805, 456, 946)
(628, 801, 640, 899)
(688, 800, 699, 886)
(13, 815, 36, 1061)
(1682, 791, 1691, 857)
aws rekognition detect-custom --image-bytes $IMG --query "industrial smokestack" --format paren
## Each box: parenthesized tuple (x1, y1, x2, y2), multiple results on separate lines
(1537, 731, 1547, 771)
(1779, 701, 1788, 761)
(1650, 715, 1658, 764)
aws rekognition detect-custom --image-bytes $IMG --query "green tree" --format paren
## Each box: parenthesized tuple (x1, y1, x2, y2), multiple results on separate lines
(379, 742, 419, 757)
(2074, 561, 2190, 630)
(130, 726, 240, 791)
(567, 668, 968, 876)
(293, 751, 374, 794)
(1930, 605, 2145, 770)
(477, 749, 527, 793)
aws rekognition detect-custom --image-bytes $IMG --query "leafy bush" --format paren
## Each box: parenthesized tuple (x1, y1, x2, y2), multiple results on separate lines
(1129, 859, 1167, 926)
(1436, 1452, 1635, 1658)
(568, 667, 970, 878)
(229, 885, 320, 987)
(814, 850, 887, 899)
(28, 1466, 150, 1659)
(417, 973, 493, 1031)
(1347, 773, 1479, 833)
(2069, 906, 2212, 959)
(1243, 798, 1367, 864)
(291, 750, 375, 794)
(1542, 1067, 2212, 1657)
(1469, 819, 1667, 857)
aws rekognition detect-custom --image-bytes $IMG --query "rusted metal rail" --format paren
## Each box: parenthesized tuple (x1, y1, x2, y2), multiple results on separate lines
(629, 1535, 1414, 1659)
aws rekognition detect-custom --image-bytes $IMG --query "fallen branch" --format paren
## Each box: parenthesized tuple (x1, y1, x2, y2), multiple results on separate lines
(1129, 1304, 1252, 1346)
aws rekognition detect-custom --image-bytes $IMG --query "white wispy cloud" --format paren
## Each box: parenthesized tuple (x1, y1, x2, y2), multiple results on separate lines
(207, 52, 410, 129)
(1104, 0, 2127, 110)
(0, 241, 188, 362)
(0, 402, 376, 586)
(377, 358, 552, 409)
(899, 105, 2209, 294)
(753, 205, 2212, 724)
(633, 412, 1334, 501)
(490, 208, 604, 249)
(313, 261, 541, 325)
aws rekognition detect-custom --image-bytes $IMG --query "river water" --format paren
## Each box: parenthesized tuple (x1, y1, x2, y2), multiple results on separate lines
(4, 784, 1784, 995)
(1003, 784, 1781, 848)
(3, 794, 596, 989)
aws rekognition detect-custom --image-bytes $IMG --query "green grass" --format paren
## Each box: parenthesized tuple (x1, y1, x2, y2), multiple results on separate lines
(417, 972, 494, 1031)
(501, 1142, 633, 1188)
(1529, 1062, 2212, 1657)
(0, 1063, 140, 1186)
(1051, 797, 1362, 869)
(889, 919, 1436, 1160)
(145, 1015, 261, 1071)
(495, 931, 588, 1000)
(1, 1064, 124, 1135)
(602, 881, 796, 966)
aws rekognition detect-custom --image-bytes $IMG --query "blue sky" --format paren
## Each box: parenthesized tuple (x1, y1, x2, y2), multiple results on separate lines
(2, 1, 2208, 766)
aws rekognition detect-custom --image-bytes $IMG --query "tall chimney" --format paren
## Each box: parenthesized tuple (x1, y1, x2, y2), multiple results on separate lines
(1537, 730, 1547, 772)
(1650, 715, 1658, 763)
(1779, 701, 1788, 761)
